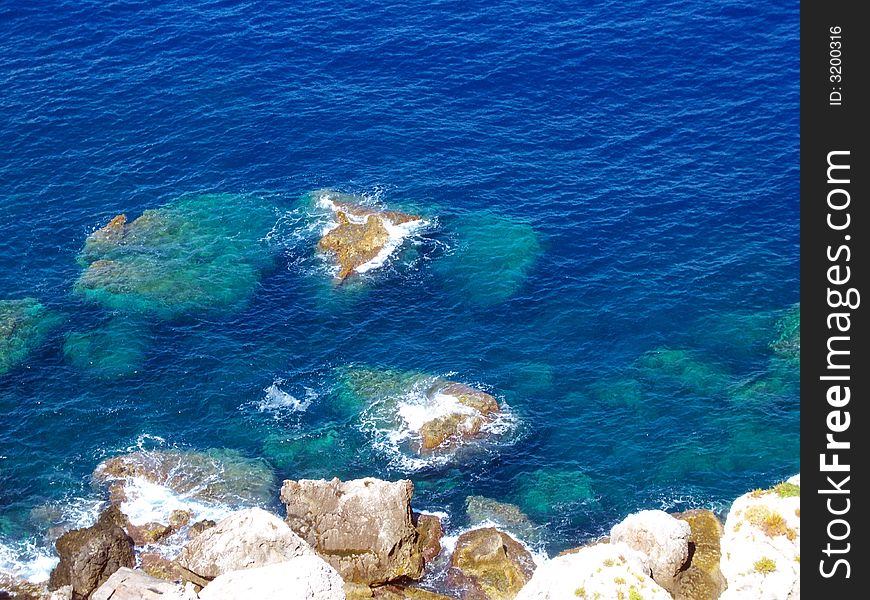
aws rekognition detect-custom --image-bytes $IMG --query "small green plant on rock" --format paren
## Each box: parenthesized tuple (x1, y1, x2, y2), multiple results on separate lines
(773, 482, 800, 498)
(754, 557, 777, 574)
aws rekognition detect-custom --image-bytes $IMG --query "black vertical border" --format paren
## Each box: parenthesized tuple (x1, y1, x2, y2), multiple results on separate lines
(801, 0, 867, 595)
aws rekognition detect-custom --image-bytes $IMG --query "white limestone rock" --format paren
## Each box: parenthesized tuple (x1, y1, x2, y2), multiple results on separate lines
(90, 568, 197, 600)
(610, 509, 691, 594)
(515, 542, 671, 600)
(719, 474, 800, 600)
(197, 556, 346, 600)
(177, 507, 314, 580)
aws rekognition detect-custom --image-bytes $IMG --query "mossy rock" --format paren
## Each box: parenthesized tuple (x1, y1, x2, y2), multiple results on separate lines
(74, 193, 276, 318)
(671, 509, 726, 600)
(0, 298, 62, 375)
(433, 210, 542, 307)
(63, 317, 148, 377)
(515, 469, 595, 519)
(448, 527, 536, 600)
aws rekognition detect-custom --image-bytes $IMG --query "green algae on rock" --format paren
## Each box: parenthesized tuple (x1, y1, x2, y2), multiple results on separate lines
(262, 427, 362, 480)
(74, 193, 276, 318)
(0, 298, 62, 376)
(633, 348, 730, 396)
(433, 210, 542, 307)
(515, 469, 595, 519)
(62, 317, 149, 377)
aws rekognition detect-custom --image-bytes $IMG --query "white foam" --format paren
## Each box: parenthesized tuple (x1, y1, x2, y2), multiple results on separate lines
(119, 477, 233, 528)
(258, 380, 315, 414)
(397, 391, 476, 431)
(354, 216, 427, 274)
(0, 539, 58, 583)
(361, 378, 520, 472)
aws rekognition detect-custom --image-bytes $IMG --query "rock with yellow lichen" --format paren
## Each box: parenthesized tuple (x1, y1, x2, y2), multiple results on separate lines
(514, 542, 670, 600)
(719, 474, 800, 600)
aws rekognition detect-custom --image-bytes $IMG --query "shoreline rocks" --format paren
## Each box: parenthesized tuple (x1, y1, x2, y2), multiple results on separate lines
(280, 477, 424, 585)
(47, 506, 135, 599)
(719, 475, 800, 600)
(177, 508, 315, 581)
(5, 469, 801, 600)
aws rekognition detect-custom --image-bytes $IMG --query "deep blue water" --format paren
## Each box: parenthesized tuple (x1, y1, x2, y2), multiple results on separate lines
(0, 0, 798, 577)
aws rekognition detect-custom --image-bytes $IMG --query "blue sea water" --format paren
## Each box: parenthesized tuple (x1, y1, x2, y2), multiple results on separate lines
(0, 0, 798, 579)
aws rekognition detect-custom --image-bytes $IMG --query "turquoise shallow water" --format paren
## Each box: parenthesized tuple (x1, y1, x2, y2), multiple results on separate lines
(0, 0, 798, 578)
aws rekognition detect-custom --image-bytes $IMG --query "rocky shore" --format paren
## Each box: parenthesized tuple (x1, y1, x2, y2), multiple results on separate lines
(1, 469, 800, 600)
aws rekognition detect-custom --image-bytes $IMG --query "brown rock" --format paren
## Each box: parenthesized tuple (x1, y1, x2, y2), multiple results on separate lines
(417, 383, 500, 452)
(189, 519, 216, 538)
(672, 509, 727, 600)
(92, 215, 128, 243)
(0, 573, 48, 600)
(281, 477, 424, 584)
(441, 383, 499, 415)
(139, 552, 188, 582)
(373, 585, 454, 600)
(127, 521, 173, 546)
(169, 510, 192, 530)
(48, 506, 135, 599)
(318, 204, 421, 279)
(448, 528, 535, 600)
(415, 513, 443, 565)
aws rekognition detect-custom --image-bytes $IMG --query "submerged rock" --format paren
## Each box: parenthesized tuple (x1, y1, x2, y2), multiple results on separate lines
(196, 556, 346, 600)
(48, 506, 135, 599)
(515, 542, 670, 600)
(465, 496, 539, 543)
(514, 469, 595, 519)
(671, 509, 727, 600)
(93, 448, 275, 507)
(317, 194, 423, 280)
(75, 193, 276, 318)
(280, 477, 423, 585)
(448, 527, 536, 600)
(262, 427, 359, 479)
(62, 317, 148, 377)
(719, 474, 800, 600)
(633, 348, 729, 396)
(90, 568, 196, 600)
(610, 510, 691, 595)
(0, 298, 61, 376)
(177, 508, 315, 581)
(433, 211, 541, 307)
